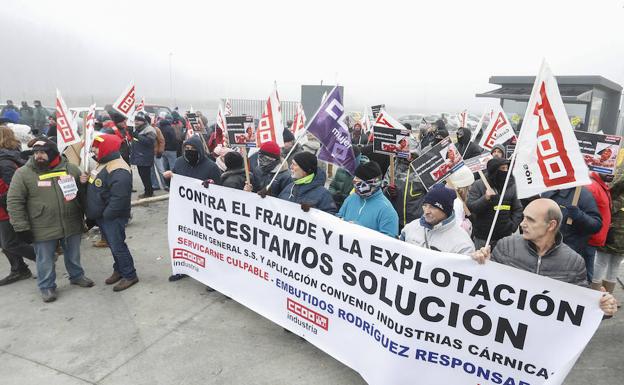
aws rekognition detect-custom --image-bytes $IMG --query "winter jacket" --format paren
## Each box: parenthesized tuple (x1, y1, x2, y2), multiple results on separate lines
(172, 135, 222, 183)
(32, 106, 50, 133)
(278, 169, 336, 214)
(400, 214, 475, 255)
(467, 176, 523, 242)
(7, 156, 85, 242)
(252, 161, 291, 197)
(599, 170, 624, 255)
(384, 159, 427, 230)
(153, 126, 165, 156)
(101, 125, 132, 164)
(329, 155, 368, 208)
(221, 168, 249, 190)
(86, 150, 132, 220)
(19, 106, 34, 127)
(338, 189, 398, 237)
(541, 187, 601, 258)
(351, 131, 368, 146)
(0, 149, 24, 221)
(130, 124, 157, 167)
(586, 172, 611, 247)
(492, 234, 588, 287)
(455, 127, 483, 160)
(160, 122, 179, 152)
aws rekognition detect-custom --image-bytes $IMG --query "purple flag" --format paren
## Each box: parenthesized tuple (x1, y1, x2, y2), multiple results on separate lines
(307, 87, 357, 174)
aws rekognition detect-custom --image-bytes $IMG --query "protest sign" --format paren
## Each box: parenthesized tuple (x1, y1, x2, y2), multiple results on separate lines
(168, 175, 603, 385)
(372, 126, 411, 158)
(464, 152, 493, 173)
(371, 104, 385, 118)
(226, 115, 256, 148)
(186, 112, 204, 131)
(574, 131, 621, 175)
(410, 137, 464, 189)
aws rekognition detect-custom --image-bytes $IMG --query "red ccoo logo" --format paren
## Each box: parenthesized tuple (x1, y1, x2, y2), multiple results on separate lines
(172, 248, 205, 268)
(287, 298, 328, 330)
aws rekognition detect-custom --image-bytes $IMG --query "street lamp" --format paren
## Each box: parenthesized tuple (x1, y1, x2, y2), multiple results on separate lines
(168, 52, 174, 108)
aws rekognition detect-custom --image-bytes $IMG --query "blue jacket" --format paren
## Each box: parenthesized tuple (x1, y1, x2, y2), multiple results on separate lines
(130, 125, 156, 167)
(541, 187, 601, 259)
(278, 169, 336, 214)
(252, 162, 291, 196)
(338, 189, 399, 237)
(172, 135, 222, 183)
(86, 152, 132, 220)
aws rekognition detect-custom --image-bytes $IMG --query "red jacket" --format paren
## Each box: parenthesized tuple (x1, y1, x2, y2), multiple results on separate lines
(587, 172, 612, 247)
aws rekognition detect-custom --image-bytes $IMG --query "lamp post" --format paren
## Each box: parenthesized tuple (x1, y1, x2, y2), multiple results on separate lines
(168, 52, 174, 108)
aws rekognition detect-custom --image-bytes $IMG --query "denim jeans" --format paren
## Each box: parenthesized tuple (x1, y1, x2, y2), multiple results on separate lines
(162, 150, 178, 187)
(33, 233, 84, 290)
(584, 245, 596, 283)
(151, 156, 165, 189)
(98, 217, 136, 279)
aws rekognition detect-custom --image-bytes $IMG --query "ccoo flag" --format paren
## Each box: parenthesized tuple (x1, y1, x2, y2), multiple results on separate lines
(308, 87, 356, 174)
(513, 60, 591, 199)
(256, 88, 284, 147)
(478, 104, 515, 151)
(55, 89, 81, 154)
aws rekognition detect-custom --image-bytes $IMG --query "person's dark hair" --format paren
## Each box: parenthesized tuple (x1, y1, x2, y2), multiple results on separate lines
(546, 206, 562, 230)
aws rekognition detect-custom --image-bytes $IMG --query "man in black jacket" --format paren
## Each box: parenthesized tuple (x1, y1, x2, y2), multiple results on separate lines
(86, 134, 138, 291)
(455, 127, 482, 160)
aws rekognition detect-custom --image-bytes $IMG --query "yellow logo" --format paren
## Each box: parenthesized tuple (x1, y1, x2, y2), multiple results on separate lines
(94, 179, 102, 187)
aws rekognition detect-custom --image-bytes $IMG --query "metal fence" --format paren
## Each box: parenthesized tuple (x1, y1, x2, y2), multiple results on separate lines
(221, 98, 298, 123)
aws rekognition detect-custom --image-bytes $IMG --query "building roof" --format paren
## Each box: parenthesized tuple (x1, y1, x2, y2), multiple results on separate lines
(487, 75, 622, 93)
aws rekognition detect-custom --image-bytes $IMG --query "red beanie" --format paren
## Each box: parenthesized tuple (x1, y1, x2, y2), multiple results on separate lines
(259, 141, 281, 159)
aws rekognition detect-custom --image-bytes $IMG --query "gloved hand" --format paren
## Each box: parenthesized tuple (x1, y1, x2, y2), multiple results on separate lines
(202, 179, 214, 188)
(16, 230, 34, 244)
(566, 205, 582, 220)
(387, 184, 398, 199)
(258, 187, 271, 198)
(300, 202, 312, 212)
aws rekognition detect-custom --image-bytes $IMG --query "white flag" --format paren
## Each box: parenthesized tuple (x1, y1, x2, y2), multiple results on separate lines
(81, 103, 97, 171)
(112, 82, 136, 117)
(224, 98, 233, 116)
(478, 105, 515, 150)
(290, 103, 306, 141)
(216, 104, 227, 136)
(458, 109, 468, 127)
(256, 88, 284, 147)
(55, 89, 81, 154)
(513, 61, 591, 199)
(135, 97, 145, 114)
(361, 109, 371, 135)
(374, 108, 408, 130)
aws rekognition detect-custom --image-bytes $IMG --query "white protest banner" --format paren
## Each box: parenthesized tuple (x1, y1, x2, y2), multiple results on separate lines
(513, 61, 591, 199)
(256, 88, 284, 147)
(112, 82, 136, 117)
(168, 175, 603, 385)
(479, 105, 516, 151)
(81, 103, 97, 171)
(55, 89, 81, 154)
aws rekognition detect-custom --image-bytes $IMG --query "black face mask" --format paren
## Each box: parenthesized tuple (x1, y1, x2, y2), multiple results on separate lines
(494, 170, 508, 188)
(258, 154, 279, 173)
(184, 150, 199, 166)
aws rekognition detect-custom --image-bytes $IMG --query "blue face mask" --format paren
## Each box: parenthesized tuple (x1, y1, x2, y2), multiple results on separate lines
(354, 178, 382, 197)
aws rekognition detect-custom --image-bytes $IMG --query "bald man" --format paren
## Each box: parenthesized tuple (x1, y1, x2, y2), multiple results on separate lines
(472, 198, 617, 316)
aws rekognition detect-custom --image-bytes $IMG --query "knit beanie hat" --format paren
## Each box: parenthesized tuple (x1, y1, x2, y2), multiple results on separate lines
(423, 184, 456, 218)
(224, 151, 244, 170)
(110, 112, 126, 124)
(293, 152, 318, 175)
(259, 141, 281, 159)
(355, 161, 382, 180)
(283, 128, 295, 143)
(31, 137, 60, 161)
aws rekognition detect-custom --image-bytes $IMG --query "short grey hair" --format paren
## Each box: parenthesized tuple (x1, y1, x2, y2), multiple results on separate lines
(546, 206, 563, 231)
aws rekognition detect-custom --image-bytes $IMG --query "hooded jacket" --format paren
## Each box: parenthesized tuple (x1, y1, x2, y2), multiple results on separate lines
(221, 168, 250, 190)
(455, 127, 483, 160)
(251, 157, 291, 197)
(0, 148, 25, 221)
(86, 135, 132, 220)
(467, 161, 523, 242)
(339, 188, 399, 237)
(586, 172, 611, 247)
(490, 143, 506, 157)
(172, 135, 222, 183)
(130, 124, 156, 166)
(492, 234, 588, 287)
(541, 187, 601, 258)
(383, 158, 427, 229)
(400, 214, 475, 255)
(278, 168, 336, 214)
(328, 154, 369, 208)
(8, 156, 85, 241)
(159, 120, 179, 152)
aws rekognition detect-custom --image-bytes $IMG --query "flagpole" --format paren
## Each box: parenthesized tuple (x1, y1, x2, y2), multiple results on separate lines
(265, 131, 309, 191)
(485, 149, 517, 247)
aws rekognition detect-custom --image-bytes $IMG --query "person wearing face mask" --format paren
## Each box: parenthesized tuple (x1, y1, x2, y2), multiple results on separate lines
(455, 127, 482, 160)
(383, 150, 427, 231)
(251, 141, 291, 197)
(86, 134, 138, 291)
(400, 184, 475, 255)
(338, 161, 398, 237)
(277, 152, 336, 214)
(7, 138, 93, 302)
(129, 113, 157, 198)
(467, 157, 523, 249)
(329, 146, 369, 209)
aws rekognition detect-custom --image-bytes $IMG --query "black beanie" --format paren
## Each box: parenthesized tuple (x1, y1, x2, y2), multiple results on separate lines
(355, 161, 382, 180)
(423, 184, 456, 218)
(283, 129, 295, 143)
(110, 112, 126, 124)
(224, 151, 244, 170)
(32, 137, 60, 160)
(293, 152, 317, 175)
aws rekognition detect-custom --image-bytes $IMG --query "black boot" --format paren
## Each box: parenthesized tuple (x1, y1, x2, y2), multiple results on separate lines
(0, 268, 32, 286)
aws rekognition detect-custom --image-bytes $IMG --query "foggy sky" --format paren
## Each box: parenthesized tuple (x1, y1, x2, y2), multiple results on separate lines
(1, 0, 623, 116)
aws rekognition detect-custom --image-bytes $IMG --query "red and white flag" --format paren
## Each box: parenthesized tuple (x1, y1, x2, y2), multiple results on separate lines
(374, 108, 408, 130)
(216, 104, 227, 136)
(361, 109, 371, 134)
(290, 103, 306, 140)
(135, 97, 145, 114)
(112, 82, 136, 117)
(513, 61, 590, 199)
(256, 88, 284, 147)
(81, 103, 97, 171)
(55, 89, 81, 153)
(478, 105, 515, 150)
(224, 98, 233, 116)
(458, 109, 468, 128)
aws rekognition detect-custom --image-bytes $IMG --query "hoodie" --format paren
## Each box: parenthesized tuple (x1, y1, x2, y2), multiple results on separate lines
(172, 135, 222, 183)
(455, 127, 482, 160)
(278, 168, 336, 214)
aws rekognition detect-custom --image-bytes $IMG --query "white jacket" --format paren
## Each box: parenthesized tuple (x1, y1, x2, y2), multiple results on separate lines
(400, 214, 476, 256)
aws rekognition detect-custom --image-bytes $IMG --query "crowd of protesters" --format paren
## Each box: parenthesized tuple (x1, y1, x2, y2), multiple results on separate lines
(0, 103, 619, 318)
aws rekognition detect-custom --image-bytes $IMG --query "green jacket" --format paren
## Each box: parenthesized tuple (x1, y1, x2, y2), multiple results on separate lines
(8, 157, 86, 242)
(328, 155, 369, 208)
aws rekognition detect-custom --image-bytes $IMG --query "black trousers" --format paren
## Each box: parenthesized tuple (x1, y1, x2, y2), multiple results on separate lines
(0, 220, 36, 272)
(137, 165, 154, 196)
